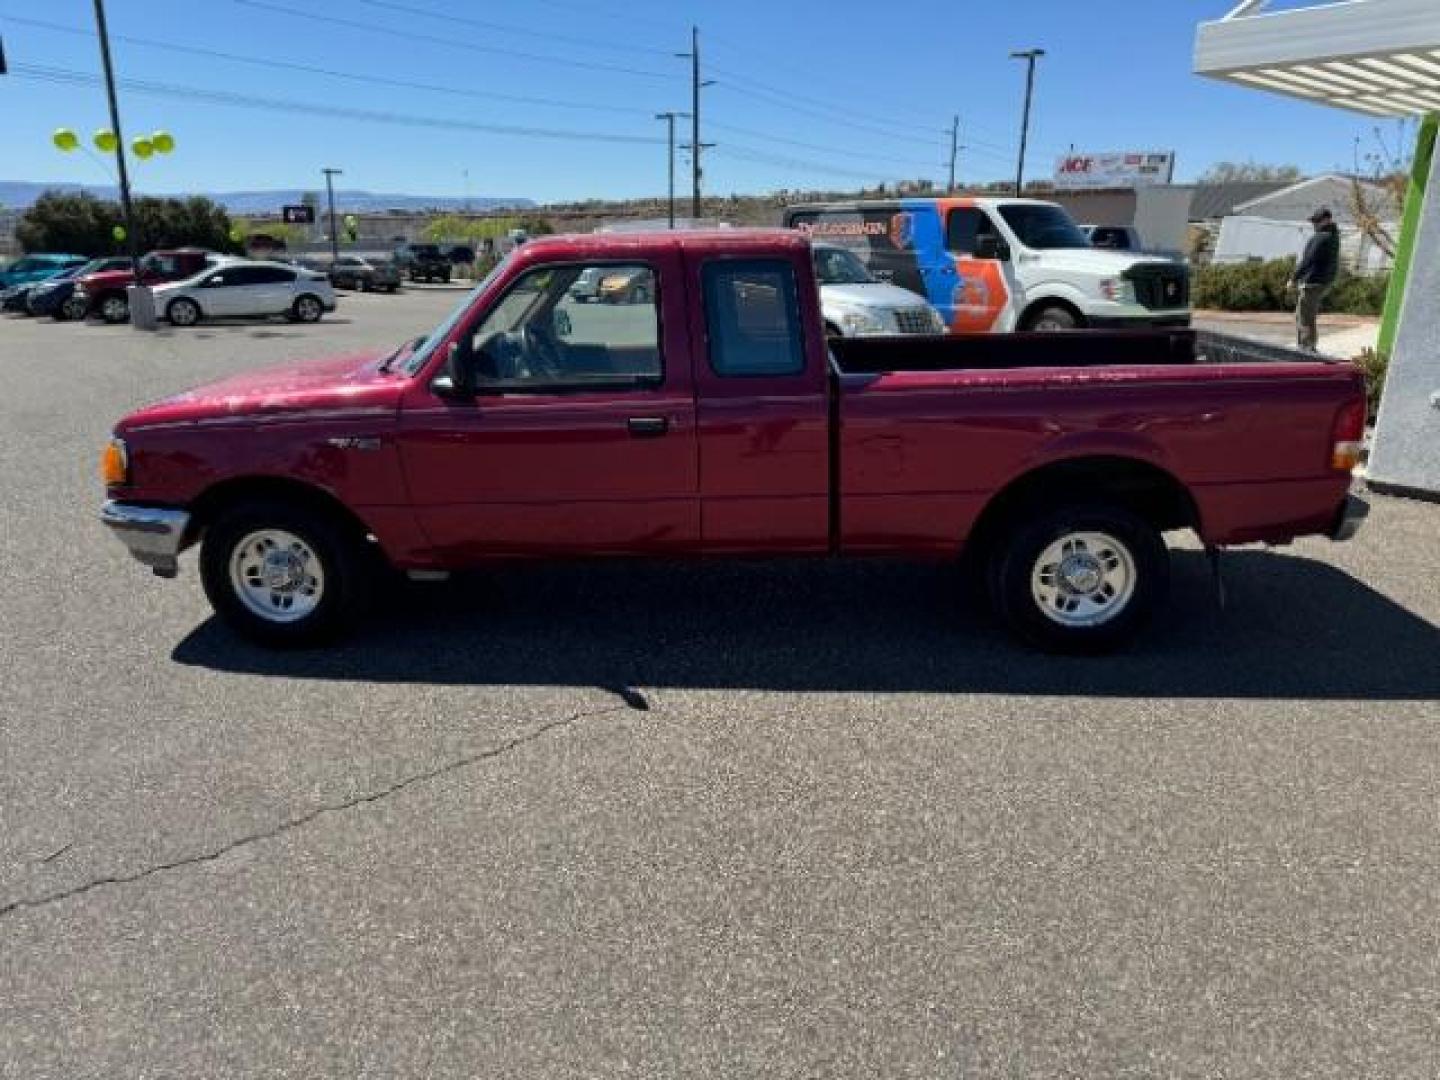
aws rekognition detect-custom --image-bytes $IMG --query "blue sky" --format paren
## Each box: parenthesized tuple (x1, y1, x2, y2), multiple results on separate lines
(0, 0, 1414, 204)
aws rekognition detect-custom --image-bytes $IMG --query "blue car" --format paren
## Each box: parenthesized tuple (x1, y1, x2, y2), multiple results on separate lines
(25, 256, 131, 319)
(0, 253, 87, 290)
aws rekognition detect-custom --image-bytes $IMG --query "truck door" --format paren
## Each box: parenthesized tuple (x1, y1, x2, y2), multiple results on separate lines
(395, 252, 700, 559)
(940, 202, 1015, 332)
(689, 251, 831, 553)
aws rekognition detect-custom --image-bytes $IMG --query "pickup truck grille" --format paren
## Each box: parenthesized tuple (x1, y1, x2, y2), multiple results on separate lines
(894, 307, 937, 334)
(1125, 263, 1190, 310)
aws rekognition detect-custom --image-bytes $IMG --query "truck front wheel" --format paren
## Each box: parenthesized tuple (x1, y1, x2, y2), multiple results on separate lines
(988, 502, 1168, 654)
(200, 500, 371, 647)
(1026, 304, 1080, 332)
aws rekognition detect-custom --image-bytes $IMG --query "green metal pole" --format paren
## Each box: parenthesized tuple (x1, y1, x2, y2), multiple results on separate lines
(1377, 113, 1437, 357)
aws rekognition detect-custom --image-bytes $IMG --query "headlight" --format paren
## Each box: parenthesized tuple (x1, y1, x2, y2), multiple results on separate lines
(100, 437, 129, 487)
(1099, 278, 1135, 302)
(838, 307, 886, 334)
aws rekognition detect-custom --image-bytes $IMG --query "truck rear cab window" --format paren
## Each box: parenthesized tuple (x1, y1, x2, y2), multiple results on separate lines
(702, 260, 806, 377)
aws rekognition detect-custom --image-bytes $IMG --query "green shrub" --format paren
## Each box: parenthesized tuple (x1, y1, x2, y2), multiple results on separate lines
(1352, 347, 1389, 422)
(1327, 271, 1390, 317)
(1194, 257, 1391, 316)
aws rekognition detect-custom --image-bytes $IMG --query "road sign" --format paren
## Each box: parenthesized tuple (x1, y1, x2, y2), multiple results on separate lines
(282, 204, 316, 224)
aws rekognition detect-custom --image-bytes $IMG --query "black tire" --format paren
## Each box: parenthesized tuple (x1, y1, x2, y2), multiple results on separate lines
(98, 291, 130, 324)
(1027, 304, 1080, 332)
(200, 499, 372, 647)
(987, 502, 1168, 654)
(59, 295, 88, 321)
(293, 294, 324, 323)
(356, 277, 370, 292)
(167, 297, 201, 327)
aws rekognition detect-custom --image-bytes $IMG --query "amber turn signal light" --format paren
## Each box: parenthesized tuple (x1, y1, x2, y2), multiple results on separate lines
(100, 438, 129, 486)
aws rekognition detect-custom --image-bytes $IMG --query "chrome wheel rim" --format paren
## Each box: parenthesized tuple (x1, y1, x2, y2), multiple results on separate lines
(1033, 316, 1068, 331)
(1031, 531, 1136, 628)
(170, 301, 197, 326)
(229, 529, 325, 623)
(102, 296, 128, 321)
(297, 297, 321, 320)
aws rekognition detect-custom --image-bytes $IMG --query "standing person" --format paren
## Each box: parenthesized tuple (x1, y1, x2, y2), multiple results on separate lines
(1289, 207, 1340, 351)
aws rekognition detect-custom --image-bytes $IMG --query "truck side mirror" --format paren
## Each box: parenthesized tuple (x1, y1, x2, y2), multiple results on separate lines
(434, 339, 476, 399)
(975, 236, 1011, 262)
(553, 308, 572, 338)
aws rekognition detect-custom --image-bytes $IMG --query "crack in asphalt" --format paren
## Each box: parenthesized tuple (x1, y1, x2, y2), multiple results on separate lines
(0, 700, 635, 921)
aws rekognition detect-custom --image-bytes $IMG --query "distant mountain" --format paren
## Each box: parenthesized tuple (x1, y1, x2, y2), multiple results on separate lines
(0, 181, 533, 214)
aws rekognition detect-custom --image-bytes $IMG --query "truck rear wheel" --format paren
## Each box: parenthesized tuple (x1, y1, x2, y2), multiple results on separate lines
(987, 502, 1167, 654)
(200, 499, 372, 647)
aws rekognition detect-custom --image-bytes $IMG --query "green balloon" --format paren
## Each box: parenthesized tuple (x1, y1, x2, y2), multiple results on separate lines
(53, 128, 79, 152)
(151, 131, 175, 154)
(94, 129, 118, 153)
(229, 226, 244, 243)
(131, 137, 154, 160)
(112, 225, 127, 242)
(344, 214, 357, 225)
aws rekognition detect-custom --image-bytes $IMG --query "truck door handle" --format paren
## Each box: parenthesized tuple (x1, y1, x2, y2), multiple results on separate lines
(627, 416, 669, 437)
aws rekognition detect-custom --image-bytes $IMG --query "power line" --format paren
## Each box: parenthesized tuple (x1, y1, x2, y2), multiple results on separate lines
(9, 63, 665, 145)
(0, 14, 656, 116)
(229, 0, 674, 80)
(708, 62, 946, 140)
(349, 0, 674, 59)
(712, 144, 901, 184)
(706, 120, 943, 172)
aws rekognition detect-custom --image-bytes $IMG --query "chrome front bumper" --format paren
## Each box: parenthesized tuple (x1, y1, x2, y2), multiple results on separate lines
(101, 501, 191, 577)
(1330, 492, 1370, 543)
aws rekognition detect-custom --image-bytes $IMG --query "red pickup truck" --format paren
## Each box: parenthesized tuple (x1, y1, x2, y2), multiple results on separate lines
(100, 230, 1368, 652)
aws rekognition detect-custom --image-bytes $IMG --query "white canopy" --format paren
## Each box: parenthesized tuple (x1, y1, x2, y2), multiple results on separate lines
(1195, 0, 1440, 117)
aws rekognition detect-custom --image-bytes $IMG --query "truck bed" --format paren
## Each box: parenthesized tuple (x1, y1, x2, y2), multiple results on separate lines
(829, 329, 1339, 374)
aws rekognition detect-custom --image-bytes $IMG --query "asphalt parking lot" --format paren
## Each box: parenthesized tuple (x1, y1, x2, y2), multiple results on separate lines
(2, 288, 1437, 1078)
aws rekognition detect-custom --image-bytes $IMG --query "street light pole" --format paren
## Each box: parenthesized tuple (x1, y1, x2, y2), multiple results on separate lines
(1010, 48, 1045, 196)
(947, 114, 961, 193)
(90, 0, 138, 274)
(655, 111, 691, 229)
(322, 167, 342, 262)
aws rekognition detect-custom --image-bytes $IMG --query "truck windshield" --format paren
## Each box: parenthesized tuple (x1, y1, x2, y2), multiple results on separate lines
(813, 246, 877, 285)
(402, 256, 511, 375)
(997, 204, 1091, 250)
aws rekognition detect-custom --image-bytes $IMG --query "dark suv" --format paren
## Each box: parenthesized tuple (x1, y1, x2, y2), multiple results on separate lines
(393, 243, 451, 284)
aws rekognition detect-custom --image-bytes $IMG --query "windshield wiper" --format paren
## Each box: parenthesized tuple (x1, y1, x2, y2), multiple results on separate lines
(379, 335, 426, 373)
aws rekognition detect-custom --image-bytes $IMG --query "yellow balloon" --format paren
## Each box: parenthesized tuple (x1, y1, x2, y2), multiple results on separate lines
(94, 129, 118, 153)
(53, 128, 79, 152)
(228, 227, 244, 243)
(150, 131, 175, 154)
(131, 137, 154, 160)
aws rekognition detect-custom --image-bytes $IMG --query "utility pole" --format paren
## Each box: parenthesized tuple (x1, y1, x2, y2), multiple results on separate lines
(322, 167, 342, 262)
(655, 111, 690, 228)
(676, 26, 714, 221)
(91, 0, 139, 275)
(1010, 48, 1045, 196)
(947, 115, 960, 193)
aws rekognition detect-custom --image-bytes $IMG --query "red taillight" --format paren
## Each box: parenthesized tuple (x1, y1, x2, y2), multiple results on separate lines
(1330, 396, 1366, 473)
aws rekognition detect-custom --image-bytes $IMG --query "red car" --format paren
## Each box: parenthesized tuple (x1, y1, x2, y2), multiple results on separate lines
(100, 230, 1367, 652)
(74, 248, 219, 323)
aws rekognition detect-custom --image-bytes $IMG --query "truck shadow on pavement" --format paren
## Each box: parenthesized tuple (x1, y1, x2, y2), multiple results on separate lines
(172, 549, 1440, 701)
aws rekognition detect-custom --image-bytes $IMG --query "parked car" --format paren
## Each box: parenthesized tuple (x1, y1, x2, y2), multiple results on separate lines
(445, 245, 476, 265)
(812, 243, 945, 336)
(0, 253, 86, 290)
(100, 230, 1366, 653)
(328, 254, 401, 293)
(27, 256, 132, 319)
(786, 198, 1190, 332)
(596, 266, 655, 304)
(74, 249, 219, 323)
(153, 260, 336, 326)
(393, 243, 452, 283)
(567, 266, 605, 303)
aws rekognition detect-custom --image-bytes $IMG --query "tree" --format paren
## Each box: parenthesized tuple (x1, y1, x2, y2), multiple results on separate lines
(1197, 161, 1303, 184)
(17, 191, 238, 255)
(16, 191, 123, 256)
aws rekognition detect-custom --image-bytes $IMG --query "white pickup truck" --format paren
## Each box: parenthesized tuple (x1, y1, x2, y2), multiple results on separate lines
(786, 197, 1191, 333)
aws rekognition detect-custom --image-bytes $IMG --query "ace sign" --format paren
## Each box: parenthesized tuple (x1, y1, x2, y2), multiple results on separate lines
(1053, 151, 1175, 190)
(282, 204, 316, 224)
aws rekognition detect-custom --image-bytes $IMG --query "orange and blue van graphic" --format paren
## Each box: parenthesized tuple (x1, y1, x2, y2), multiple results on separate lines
(788, 198, 1010, 333)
